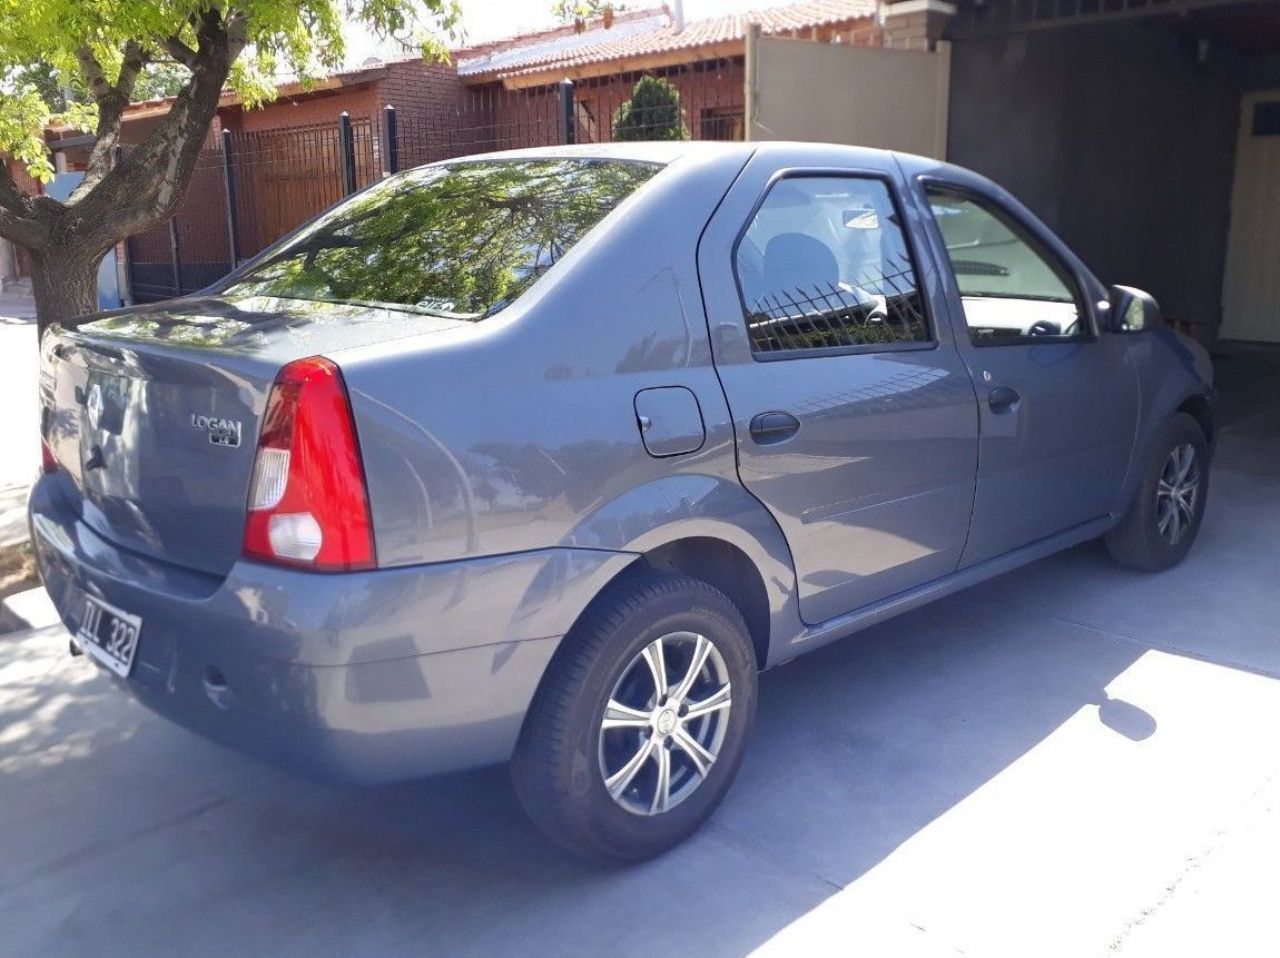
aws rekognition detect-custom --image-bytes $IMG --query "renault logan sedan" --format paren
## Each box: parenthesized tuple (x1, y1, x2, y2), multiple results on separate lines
(31, 141, 1214, 861)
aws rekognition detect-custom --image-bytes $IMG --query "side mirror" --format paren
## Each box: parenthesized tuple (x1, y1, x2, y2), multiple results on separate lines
(1108, 285, 1162, 333)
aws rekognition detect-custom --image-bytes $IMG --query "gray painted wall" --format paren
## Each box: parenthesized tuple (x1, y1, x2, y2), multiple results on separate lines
(948, 21, 1259, 329)
(1243, 53, 1280, 91)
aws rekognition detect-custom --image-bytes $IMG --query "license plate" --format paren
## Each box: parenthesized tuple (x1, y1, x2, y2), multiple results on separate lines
(75, 595, 142, 678)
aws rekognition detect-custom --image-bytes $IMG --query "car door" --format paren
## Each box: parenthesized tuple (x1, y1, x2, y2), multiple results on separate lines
(698, 148, 980, 626)
(911, 176, 1140, 566)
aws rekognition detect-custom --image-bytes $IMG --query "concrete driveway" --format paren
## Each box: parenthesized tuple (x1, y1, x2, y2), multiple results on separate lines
(2, 346, 1278, 958)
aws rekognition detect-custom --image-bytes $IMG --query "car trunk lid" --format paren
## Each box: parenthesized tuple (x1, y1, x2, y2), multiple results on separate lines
(41, 294, 465, 576)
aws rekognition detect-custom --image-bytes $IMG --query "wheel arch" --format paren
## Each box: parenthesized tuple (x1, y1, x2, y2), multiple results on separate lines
(556, 474, 804, 670)
(634, 537, 770, 670)
(1177, 392, 1215, 449)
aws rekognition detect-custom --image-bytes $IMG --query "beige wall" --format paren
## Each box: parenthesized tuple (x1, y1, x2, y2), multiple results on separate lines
(1222, 89, 1280, 343)
(747, 35, 951, 159)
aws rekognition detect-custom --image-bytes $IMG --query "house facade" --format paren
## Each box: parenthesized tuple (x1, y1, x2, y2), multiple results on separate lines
(21, 0, 883, 303)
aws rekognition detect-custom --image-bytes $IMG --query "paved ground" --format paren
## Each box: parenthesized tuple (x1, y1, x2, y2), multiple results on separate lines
(1, 344, 1278, 957)
(0, 294, 38, 548)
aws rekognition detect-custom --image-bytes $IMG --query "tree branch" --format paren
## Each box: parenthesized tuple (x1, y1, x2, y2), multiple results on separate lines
(0, 161, 36, 217)
(68, 41, 150, 204)
(74, 8, 243, 243)
(160, 36, 199, 69)
(0, 162, 49, 249)
(116, 41, 148, 102)
(75, 46, 113, 103)
(224, 10, 250, 57)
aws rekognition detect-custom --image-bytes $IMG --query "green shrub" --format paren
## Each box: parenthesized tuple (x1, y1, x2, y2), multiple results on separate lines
(612, 75, 690, 142)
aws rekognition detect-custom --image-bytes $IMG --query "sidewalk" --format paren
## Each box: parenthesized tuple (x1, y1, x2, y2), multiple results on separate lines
(0, 292, 38, 551)
(0, 289, 37, 324)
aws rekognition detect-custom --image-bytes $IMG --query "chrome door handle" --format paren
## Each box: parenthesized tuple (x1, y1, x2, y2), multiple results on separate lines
(749, 411, 801, 445)
(987, 386, 1021, 413)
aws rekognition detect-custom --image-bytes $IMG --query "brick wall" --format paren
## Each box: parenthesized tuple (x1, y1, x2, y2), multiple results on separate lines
(223, 84, 381, 134)
(3, 156, 42, 197)
(881, 8, 952, 50)
(379, 59, 502, 164)
(380, 59, 471, 125)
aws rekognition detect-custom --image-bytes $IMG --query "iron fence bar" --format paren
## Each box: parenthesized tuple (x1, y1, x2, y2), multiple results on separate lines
(382, 104, 399, 175)
(338, 112, 358, 195)
(167, 218, 183, 297)
(220, 129, 242, 267)
(558, 79, 576, 145)
(114, 144, 135, 307)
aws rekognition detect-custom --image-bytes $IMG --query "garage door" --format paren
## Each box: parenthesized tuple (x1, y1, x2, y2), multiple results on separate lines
(1222, 89, 1280, 343)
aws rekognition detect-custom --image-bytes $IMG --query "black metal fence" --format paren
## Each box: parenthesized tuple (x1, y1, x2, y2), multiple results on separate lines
(125, 115, 382, 302)
(125, 63, 744, 303)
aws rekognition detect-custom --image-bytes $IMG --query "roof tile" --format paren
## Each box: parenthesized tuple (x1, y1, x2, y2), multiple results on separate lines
(457, 0, 877, 80)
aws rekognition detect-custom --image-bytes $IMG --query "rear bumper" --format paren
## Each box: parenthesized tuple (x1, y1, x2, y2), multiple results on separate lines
(29, 475, 635, 783)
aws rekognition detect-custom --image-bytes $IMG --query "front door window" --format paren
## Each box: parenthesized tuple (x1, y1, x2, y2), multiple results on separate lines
(925, 188, 1084, 344)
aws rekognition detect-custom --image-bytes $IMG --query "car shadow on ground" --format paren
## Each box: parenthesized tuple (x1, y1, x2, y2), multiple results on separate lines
(0, 561, 1161, 957)
(3, 350, 1279, 957)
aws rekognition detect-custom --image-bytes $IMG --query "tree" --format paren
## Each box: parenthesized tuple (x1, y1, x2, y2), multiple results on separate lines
(612, 75, 688, 142)
(551, 1, 622, 31)
(7, 62, 71, 112)
(131, 63, 196, 101)
(0, 0, 461, 338)
(7, 59, 194, 113)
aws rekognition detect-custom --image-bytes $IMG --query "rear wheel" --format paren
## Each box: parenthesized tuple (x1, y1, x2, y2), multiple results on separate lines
(511, 571, 757, 862)
(1105, 413, 1209, 571)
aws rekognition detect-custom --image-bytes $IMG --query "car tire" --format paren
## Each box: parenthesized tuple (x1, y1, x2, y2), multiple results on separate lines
(1105, 412, 1210, 572)
(511, 569, 758, 863)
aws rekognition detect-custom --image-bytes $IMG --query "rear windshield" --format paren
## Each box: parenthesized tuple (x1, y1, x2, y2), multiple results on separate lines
(224, 158, 661, 319)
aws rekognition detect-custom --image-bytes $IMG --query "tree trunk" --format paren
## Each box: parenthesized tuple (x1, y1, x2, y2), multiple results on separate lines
(30, 247, 104, 342)
(2, 16, 245, 352)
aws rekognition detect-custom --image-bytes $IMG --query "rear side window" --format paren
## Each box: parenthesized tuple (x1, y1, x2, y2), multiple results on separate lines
(734, 175, 930, 356)
(226, 159, 661, 319)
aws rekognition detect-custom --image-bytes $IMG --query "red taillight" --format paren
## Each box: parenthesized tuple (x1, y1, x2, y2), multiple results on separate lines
(41, 438, 59, 474)
(243, 356, 375, 572)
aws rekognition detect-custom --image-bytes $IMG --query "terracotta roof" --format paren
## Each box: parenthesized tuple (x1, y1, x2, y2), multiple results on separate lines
(456, 10, 671, 78)
(45, 0, 876, 133)
(457, 0, 878, 81)
(79, 6, 671, 128)
(449, 6, 669, 61)
(44, 62, 390, 132)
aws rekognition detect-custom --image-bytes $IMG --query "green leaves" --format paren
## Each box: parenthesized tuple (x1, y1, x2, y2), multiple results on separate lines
(552, 1, 622, 23)
(0, 0, 461, 182)
(0, 83, 82, 182)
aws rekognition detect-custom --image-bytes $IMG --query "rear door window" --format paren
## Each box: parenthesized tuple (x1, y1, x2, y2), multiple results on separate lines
(734, 175, 931, 356)
(225, 158, 661, 319)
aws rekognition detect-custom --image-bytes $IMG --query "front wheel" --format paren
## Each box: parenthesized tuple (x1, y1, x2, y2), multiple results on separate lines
(1105, 413, 1209, 571)
(511, 571, 758, 862)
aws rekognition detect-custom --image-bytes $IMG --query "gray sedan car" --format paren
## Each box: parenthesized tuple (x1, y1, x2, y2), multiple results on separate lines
(31, 141, 1214, 861)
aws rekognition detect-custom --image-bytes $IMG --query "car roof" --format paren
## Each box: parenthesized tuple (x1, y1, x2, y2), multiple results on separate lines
(448, 140, 962, 175)
(446, 140, 758, 165)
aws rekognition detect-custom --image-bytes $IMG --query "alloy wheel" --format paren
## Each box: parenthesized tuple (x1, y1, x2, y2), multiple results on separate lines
(597, 631, 732, 816)
(1156, 442, 1201, 545)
